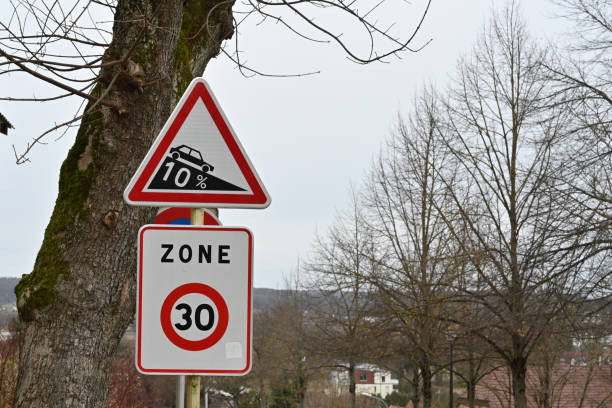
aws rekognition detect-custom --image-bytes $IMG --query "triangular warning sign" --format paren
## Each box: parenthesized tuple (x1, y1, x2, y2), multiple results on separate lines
(124, 78, 270, 209)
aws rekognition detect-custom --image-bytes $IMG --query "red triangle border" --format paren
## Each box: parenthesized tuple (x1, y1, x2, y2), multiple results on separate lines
(125, 79, 270, 208)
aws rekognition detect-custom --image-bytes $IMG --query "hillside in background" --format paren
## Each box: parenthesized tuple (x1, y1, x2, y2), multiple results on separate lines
(0, 277, 292, 310)
(0, 277, 18, 304)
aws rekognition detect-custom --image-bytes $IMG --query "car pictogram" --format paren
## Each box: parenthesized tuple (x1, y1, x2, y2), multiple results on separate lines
(169, 145, 214, 173)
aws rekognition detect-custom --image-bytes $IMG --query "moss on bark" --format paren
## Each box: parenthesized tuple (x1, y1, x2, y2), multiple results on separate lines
(174, 0, 235, 97)
(15, 107, 103, 322)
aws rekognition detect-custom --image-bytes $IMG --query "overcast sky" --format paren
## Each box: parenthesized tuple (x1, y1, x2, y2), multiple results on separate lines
(0, 1, 566, 288)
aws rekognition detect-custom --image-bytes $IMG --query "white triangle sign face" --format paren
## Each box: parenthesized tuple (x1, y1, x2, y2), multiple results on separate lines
(124, 78, 270, 208)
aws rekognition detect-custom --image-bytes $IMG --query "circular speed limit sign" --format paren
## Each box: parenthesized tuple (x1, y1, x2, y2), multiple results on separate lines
(160, 283, 229, 351)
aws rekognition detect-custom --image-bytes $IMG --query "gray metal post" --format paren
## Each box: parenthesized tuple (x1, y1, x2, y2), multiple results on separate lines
(176, 375, 185, 408)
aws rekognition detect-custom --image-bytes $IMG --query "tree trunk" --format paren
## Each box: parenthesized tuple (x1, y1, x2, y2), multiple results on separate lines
(13, 0, 234, 406)
(349, 362, 356, 408)
(467, 380, 476, 408)
(410, 367, 420, 408)
(422, 364, 432, 408)
(467, 356, 476, 408)
(510, 358, 528, 408)
(296, 360, 307, 408)
(543, 356, 553, 408)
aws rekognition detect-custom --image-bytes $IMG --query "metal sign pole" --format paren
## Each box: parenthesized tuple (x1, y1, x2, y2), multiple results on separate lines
(185, 207, 206, 408)
(176, 375, 185, 408)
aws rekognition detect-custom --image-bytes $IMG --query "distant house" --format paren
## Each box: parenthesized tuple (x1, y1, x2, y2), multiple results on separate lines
(0, 112, 13, 135)
(331, 364, 397, 398)
(0, 329, 12, 340)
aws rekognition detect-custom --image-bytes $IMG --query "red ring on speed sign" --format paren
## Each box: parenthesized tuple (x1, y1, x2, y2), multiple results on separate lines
(160, 283, 229, 351)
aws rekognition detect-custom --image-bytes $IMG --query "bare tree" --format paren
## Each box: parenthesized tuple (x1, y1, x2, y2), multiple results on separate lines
(263, 275, 320, 408)
(0, 0, 433, 406)
(2, 0, 433, 163)
(449, 317, 501, 408)
(362, 90, 459, 408)
(248, 293, 317, 408)
(547, 0, 612, 113)
(305, 193, 389, 408)
(543, 0, 612, 296)
(435, 4, 606, 408)
(250, 308, 281, 408)
(448, 215, 506, 408)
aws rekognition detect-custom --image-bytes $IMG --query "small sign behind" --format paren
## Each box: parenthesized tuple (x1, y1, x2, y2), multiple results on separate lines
(155, 207, 221, 226)
(136, 225, 253, 375)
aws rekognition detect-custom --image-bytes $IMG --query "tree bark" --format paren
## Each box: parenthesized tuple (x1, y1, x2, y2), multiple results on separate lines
(422, 363, 432, 408)
(13, 0, 234, 406)
(537, 356, 553, 408)
(510, 358, 528, 408)
(467, 380, 476, 408)
(348, 362, 356, 408)
(466, 354, 476, 408)
(296, 359, 306, 408)
(410, 366, 420, 408)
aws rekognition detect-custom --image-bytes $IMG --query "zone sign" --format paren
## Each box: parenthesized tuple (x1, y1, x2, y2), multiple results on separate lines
(136, 225, 253, 375)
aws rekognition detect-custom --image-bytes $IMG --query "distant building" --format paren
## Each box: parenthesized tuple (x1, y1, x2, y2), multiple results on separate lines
(331, 364, 397, 398)
(0, 112, 13, 135)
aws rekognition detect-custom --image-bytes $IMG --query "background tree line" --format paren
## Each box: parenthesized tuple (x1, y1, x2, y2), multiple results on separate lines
(299, 2, 611, 408)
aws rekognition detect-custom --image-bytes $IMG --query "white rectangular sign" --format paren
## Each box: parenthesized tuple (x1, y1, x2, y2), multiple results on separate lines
(136, 225, 253, 375)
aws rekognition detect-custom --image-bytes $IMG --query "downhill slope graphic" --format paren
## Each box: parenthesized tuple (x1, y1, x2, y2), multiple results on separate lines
(147, 145, 245, 192)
